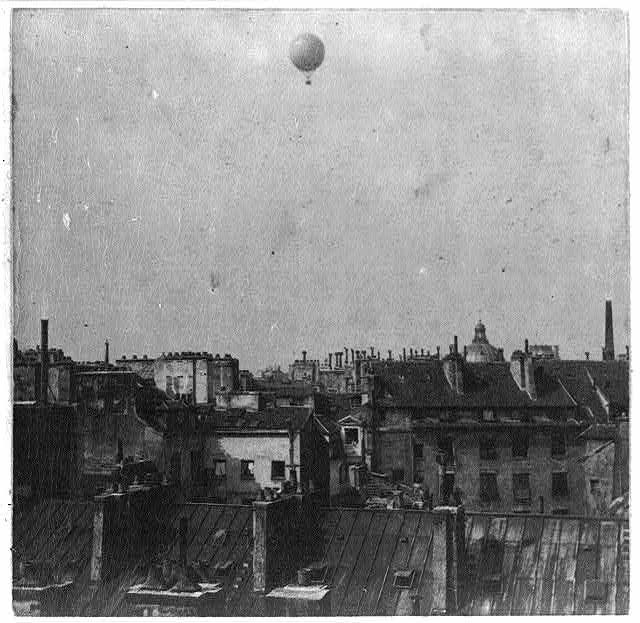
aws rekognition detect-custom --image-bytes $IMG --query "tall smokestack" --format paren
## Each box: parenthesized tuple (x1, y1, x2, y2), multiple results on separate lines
(453, 336, 458, 355)
(302, 350, 307, 363)
(105, 339, 110, 365)
(40, 318, 49, 405)
(604, 300, 615, 360)
(524, 339, 529, 355)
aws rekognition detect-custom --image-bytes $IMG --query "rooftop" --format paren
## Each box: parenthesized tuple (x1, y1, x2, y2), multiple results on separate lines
(13, 500, 629, 616)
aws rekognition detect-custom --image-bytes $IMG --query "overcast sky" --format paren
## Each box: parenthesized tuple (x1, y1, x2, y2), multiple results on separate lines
(12, 9, 629, 370)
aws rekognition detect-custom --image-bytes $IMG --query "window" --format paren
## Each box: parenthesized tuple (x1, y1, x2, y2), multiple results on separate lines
(190, 451, 206, 486)
(512, 473, 531, 504)
(393, 569, 415, 589)
(271, 460, 286, 481)
(392, 468, 405, 483)
(344, 427, 359, 445)
(551, 433, 566, 458)
(413, 471, 424, 484)
(590, 478, 601, 495)
(241, 460, 255, 480)
(512, 432, 529, 459)
(480, 436, 498, 461)
(552, 472, 569, 498)
(213, 460, 226, 479)
(480, 472, 500, 504)
(413, 443, 424, 459)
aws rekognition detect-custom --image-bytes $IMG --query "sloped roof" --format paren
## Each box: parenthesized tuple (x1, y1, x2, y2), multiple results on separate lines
(14, 501, 629, 616)
(372, 360, 576, 409)
(537, 360, 629, 424)
(461, 512, 629, 615)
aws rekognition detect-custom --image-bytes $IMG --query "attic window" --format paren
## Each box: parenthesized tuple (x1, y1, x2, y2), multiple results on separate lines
(482, 409, 495, 422)
(393, 569, 415, 589)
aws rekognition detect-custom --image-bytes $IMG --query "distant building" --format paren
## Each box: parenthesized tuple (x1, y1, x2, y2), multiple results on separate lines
(153, 352, 239, 404)
(367, 335, 628, 516)
(164, 405, 329, 505)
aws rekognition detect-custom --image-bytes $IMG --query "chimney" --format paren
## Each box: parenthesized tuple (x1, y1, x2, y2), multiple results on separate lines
(409, 348, 413, 359)
(453, 336, 458, 354)
(40, 318, 49, 405)
(192, 358, 197, 404)
(403, 348, 406, 362)
(91, 486, 168, 583)
(430, 505, 466, 614)
(370, 347, 375, 358)
(604, 300, 615, 360)
(626, 345, 630, 360)
(179, 516, 188, 569)
(351, 349, 354, 364)
(388, 350, 392, 361)
(436, 346, 440, 360)
(442, 340, 464, 395)
(377, 350, 380, 360)
(463, 346, 467, 360)
(105, 339, 110, 365)
(253, 495, 315, 593)
(585, 352, 590, 361)
(344, 347, 348, 365)
(328, 353, 332, 369)
(421, 348, 424, 357)
(524, 339, 529, 354)
(302, 350, 307, 364)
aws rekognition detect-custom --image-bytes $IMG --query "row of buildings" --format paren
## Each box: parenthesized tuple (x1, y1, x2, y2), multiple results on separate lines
(12, 300, 630, 615)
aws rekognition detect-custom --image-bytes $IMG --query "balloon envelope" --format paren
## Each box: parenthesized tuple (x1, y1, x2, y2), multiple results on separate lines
(289, 33, 325, 74)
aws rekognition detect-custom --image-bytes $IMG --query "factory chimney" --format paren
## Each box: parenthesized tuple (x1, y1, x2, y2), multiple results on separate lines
(40, 318, 49, 405)
(603, 300, 615, 360)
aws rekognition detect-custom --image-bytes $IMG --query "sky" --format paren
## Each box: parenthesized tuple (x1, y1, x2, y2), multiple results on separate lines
(11, 9, 629, 371)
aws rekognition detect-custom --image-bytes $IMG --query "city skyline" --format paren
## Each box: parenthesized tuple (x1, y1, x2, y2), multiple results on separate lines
(12, 9, 629, 370)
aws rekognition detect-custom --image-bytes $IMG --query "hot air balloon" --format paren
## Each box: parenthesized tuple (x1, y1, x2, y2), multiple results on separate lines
(289, 33, 325, 85)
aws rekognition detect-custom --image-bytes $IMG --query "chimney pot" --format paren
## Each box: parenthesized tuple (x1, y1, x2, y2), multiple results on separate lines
(454, 336, 458, 354)
(388, 349, 392, 360)
(525, 339, 529, 354)
(328, 353, 333, 369)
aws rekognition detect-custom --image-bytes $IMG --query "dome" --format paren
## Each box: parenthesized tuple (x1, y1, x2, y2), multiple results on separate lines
(466, 320, 504, 363)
